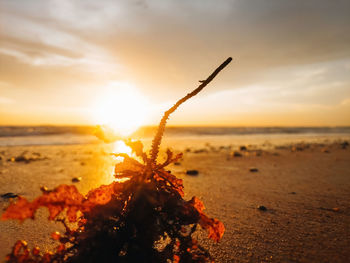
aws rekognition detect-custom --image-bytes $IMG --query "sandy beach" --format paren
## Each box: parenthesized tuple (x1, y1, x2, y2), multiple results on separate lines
(1, 137, 350, 262)
(2, 0, 350, 261)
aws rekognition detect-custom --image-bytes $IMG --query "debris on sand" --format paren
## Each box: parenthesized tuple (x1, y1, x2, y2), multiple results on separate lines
(249, 168, 259, 172)
(1, 193, 18, 199)
(40, 186, 49, 193)
(193, 148, 208, 154)
(184, 148, 191, 153)
(257, 205, 267, 211)
(186, 170, 199, 176)
(239, 145, 247, 151)
(7, 152, 48, 164)
(319, 207, 340, 212)
(71, 177, 82, 183)
(340, 141, 349, 149)
(291, 146, 304, 152)
(231, 151, 242, 157)
(174, 162, 181, 166)
(8, 156, 28, 163)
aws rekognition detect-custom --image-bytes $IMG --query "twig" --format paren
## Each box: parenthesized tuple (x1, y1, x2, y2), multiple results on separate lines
(149, 57, 232, 164)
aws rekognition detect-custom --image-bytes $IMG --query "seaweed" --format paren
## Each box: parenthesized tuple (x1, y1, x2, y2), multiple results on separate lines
(1, 57, 232, 263)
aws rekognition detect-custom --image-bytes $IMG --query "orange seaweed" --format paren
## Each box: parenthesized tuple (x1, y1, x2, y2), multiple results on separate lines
(1, 58, 231, 263)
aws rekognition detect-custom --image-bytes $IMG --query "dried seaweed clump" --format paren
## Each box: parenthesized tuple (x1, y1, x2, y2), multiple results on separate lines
(1, 57, 232, 263)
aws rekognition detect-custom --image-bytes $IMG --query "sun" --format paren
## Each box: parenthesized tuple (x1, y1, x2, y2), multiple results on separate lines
(92, 82, 150, 136)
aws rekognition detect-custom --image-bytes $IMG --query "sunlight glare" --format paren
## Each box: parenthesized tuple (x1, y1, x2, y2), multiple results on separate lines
(113, 140, 132, 157)
(112, 140, 132, 183)
(92, 82, 150, 136)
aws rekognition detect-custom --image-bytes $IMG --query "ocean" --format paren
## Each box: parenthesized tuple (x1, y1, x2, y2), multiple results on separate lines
(0, 126, 349, 147)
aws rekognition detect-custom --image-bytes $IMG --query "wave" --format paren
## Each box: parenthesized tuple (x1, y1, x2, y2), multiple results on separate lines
(1, 125, 350, 138)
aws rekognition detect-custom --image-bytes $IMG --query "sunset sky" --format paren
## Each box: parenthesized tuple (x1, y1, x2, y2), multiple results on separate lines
(1, 0, 350, 127)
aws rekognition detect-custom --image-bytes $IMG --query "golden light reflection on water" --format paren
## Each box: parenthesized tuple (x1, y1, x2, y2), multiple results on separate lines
(111, 140, 132, 183)
(113, 140, 132, 158)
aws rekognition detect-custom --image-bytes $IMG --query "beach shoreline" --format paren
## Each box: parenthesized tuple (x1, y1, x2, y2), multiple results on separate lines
(1, 137, 350, 262)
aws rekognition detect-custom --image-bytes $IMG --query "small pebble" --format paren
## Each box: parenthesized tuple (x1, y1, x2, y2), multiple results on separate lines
(1, 192, 18, 199)
(289, 192, 297, 195)
(291, 146, 303, 152)
(231, 151, 242, 157)
(257, 205, 267, 211)
(186, 170, 199, 176)
(174, 162, 181, 166)
(7, 154, 46, 164)
(340, 141, 349, 149)
(72, 177, 82, 183)
(239, 146, 247, 151)
(40, 186, 50, 193)
(249, 168, 259, 172)
(193, 149, 207, 154)
(8, 156, 27, 163)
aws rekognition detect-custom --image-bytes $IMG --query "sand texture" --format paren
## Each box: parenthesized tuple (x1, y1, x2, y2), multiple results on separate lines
(0, 140, 350, 262)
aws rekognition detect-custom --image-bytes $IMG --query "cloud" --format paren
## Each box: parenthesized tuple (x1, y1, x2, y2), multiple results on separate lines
(0, 8, 119, 73)
(340, 98, 350, 107)
(2, 0, 350, 81)
(0, 96, 14, 104)
(1, 0, 350, 125)
(75, 0, 350, 95)
(0, 47, 80, 67)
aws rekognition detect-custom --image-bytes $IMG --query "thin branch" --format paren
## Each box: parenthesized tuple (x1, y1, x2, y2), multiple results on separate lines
(150, 57, 232, 164)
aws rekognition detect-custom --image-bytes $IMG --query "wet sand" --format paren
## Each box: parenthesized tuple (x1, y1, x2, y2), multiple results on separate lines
(0, 140, 350, 262)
